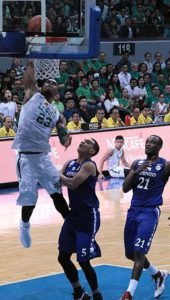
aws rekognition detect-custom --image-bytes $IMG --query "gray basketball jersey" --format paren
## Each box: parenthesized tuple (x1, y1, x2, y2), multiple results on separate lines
(107, 147, 123, 171)
(12, 92, 60, 152)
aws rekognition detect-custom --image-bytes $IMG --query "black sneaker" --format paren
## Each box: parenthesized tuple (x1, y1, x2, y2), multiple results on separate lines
(73, 291, 91, 300)
(93, 292, 103, 300)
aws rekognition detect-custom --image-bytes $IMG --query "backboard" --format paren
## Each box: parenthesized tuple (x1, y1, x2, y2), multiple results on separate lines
(0, 0, 101, 59)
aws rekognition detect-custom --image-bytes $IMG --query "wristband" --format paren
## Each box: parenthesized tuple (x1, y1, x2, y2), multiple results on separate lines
(57, 126, 68, 145)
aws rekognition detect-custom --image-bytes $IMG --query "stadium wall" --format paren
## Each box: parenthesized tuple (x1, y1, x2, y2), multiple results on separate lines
(1, 124, 170, 186)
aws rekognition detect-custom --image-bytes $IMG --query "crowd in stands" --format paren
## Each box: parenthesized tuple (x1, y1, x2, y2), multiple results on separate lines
(2, 1, 170, 38)
(3, 0, 80, 35)
(98, 0, 170, 39)
(0, 49, 170, 138)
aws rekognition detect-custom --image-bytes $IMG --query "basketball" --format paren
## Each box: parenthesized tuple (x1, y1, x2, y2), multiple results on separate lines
(27, 15, 52, 32)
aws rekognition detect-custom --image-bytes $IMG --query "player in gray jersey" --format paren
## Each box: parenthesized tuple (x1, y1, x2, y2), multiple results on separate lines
(98, 135, 130, 180)
(12, 60, 72, 248)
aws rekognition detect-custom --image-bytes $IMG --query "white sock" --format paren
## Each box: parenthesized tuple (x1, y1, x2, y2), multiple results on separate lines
(127, 279, 138, 297)
(146, 264, 159, 276)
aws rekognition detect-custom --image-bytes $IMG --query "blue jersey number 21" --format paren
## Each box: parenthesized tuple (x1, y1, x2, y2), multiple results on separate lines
(137, 177, 150, 190)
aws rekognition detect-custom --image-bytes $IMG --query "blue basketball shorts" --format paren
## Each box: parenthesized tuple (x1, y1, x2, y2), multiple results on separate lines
(58, 208, 101, 262)
(124, 206, 160, 255)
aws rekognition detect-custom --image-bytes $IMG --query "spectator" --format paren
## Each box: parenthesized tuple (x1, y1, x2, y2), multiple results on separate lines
(0, 116, 15, 137)
(106, 63, 115, 79)
(98, 65, 108, 90)
(144, 52, 153, 73)
(76, 76, 92, 104)
(100, 0, 109, 22)
(13, 100, 22, 132)
(78, 96, 95, 124)
(90, 108, 107, 129)
(118, 64, 131, 88)
(90, 79, 106, 107)
(130, 62, 140, 79)
(53, 16, 67, 36)
(125, 78, 137, 98)
(138, 62, 148, 77)
(117, 7, 129, 26)
(106, 19, 120, 39)
(104, 89, 120, 113)
(143, 73, 152, 96)
(52, 93, 65, 114)
(145, 85, 160, 109)
(156, 73, 167, 93)
(67, 68, 85, 90)
(116, 51, 131, 72)
(9, 68, 17, 85)
(164, 104, 170, 122)
(138, 105, 153, 124)
(119, 17, 138, 38)
(67, 111, 82, 132)
(1, 73, 12, 95)
(105, 7, 121, 26)
(57, 60, 72, 92)
(163, 59, 170, 80)
(96, 51, 108, 68)
(0, 89, 17, 120)
(133, 76, 148, 101)
(119, 88, 132, 113)
(106, 107, 125, 128)
(151, 62, 162, 83)
(63, 89, 74, 101)
(63, 97, 76, 122)
(132, 3, 145, 24)
(12, 93, 20, 103)
(108, 73, 122, 98)
(46, 5, 57, 25)
(154, 93, 168, 123)
(10, 58, 25, 78)
(153, 51, 166, 69)
(164, 85, 170, 104)
(21, 6, 35, 29)
(130, 107, 140, 126)
(11, 79, 24, 102)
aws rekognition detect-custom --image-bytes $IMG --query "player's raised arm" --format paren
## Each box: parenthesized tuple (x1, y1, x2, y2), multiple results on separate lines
(23, 59, 38, 102)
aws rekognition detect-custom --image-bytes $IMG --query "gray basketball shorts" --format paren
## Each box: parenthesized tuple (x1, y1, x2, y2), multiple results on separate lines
(16, 152, 61, 206)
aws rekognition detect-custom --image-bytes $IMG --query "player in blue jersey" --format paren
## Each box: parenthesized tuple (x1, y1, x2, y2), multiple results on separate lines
(12, 60, 71, 248)
(120, 135, 170, 300)
(58, 138, 103, 300)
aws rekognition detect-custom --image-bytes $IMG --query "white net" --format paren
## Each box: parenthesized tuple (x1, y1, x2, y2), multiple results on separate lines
(33, 59, 60, 80)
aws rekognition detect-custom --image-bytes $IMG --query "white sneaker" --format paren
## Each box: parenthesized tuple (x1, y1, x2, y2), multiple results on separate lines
(20, 220, 31, 248)
(153, 270, 169, 299)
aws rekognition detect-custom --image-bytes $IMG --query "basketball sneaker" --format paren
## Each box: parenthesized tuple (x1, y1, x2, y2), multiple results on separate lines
(152, 270, 169, 298)
(20, 220, 31, 248)
(93, 292, 103, 299)
(120, 291, 132, 300)
(73, 290, 91, 300)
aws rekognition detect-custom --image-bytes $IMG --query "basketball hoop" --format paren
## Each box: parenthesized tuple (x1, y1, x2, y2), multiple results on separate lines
(33, 58, 60, 80)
